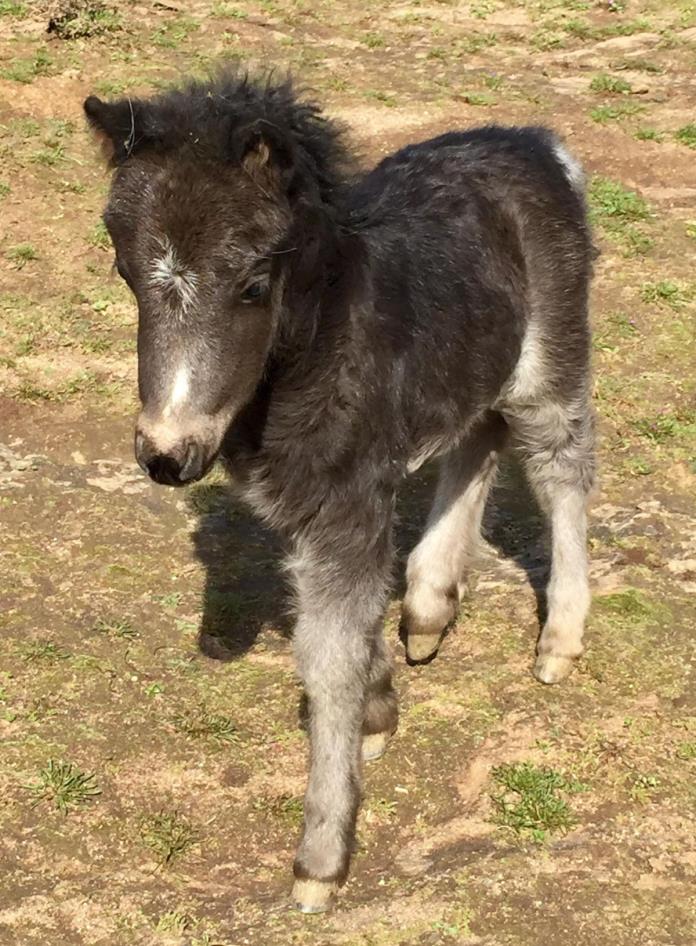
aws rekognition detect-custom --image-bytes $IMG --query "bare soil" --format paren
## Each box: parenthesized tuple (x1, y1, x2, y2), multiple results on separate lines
(1, 2, 695, 944)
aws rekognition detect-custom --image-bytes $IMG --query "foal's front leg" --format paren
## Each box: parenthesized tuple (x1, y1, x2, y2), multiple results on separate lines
(289, 527, 392, 913)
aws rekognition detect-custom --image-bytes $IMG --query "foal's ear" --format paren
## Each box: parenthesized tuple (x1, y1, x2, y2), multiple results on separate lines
(83, 95, 149, 165)
(234, 121, 295, 184)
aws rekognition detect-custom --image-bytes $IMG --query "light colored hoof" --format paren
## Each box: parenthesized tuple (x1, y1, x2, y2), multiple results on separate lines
(362, 730, 391, 762)
(406, 632, 441, 662)
(534, 653, 575, 685)
(292, 878, 337, 914)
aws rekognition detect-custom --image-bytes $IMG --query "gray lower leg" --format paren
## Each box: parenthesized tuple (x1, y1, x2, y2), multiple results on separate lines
(534, 480, 591, 683)
(512, 401, 595, 683)
(402, 417, 507, 661)
(362, 633, 398, 761)
(289, 529, 392, 913)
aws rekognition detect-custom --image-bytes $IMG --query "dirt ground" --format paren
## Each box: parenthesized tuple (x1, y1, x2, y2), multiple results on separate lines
(1, 1, 695, 944)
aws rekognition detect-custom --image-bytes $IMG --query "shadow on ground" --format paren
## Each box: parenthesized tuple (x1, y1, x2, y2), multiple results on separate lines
(191, 453, 550, 662)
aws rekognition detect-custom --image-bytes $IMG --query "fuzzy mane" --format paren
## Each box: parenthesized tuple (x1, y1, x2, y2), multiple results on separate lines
(85, 71, 355, 208)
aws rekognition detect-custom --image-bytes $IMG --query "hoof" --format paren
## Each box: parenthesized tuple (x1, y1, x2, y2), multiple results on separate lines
(362, 730, 391, 762)
(406, 631, 441, 663)
(534, 653, 575, 685)
(292, 878, 337, 914)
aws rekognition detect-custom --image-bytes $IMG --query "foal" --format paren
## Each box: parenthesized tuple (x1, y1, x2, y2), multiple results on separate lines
(85, 73, 595, 912)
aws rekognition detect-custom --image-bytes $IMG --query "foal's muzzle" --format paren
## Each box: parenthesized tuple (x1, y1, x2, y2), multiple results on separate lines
(135, 431, 205, 486)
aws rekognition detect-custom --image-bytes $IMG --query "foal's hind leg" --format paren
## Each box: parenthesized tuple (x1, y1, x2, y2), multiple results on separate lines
(362, 632, 398, 762)
(402, 415, 508, 662)
(506, 399, 596, 684)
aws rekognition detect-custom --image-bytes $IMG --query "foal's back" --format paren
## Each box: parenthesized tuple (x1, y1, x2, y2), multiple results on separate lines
(352, 127, 592, 410)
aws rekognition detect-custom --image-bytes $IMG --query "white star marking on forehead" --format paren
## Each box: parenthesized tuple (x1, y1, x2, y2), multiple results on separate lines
(149, 237, 198, 316)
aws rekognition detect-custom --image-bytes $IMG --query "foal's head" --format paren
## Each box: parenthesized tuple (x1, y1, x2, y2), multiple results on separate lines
(85, 74, 349, 485)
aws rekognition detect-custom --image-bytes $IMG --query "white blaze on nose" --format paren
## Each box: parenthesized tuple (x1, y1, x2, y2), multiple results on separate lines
(163, 364, 191, 417)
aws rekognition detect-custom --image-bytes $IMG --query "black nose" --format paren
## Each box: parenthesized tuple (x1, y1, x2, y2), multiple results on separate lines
(135, 433, 203, 486)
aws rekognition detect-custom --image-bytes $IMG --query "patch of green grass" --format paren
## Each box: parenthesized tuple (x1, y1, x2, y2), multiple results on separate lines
(6, 116, 40, 137)
(611, 57, 663, 74)
(6, 243, 38, 268)
(590, 73, 632, 94)
(30, 143, 66, 166)
(27, 760, 101, 813)
(17, 371, 100, 403)
(154, 591, 183, 610)
(48, 1, 120, 38)
(0, 180, 9, 199)
(212, 2, 247, 17)
(0, 48, 52, 83)
(629, 772, 660, 803)
(362, 32, 385, 48)
(491, 763, 585, 841)
(0, 0, 25, 15)
(19, 640, 70, 662)
(483, 74, 503, 90)
(632, 409, 696, 445)
(185, 477, 230, 515)
(94, 618, 138, 640)
(462, 91, 496, 106)
(531, 29, 566, 50)
(156, 911, 194, 934)
(590, 102, 643, 124)
(623, 457, 654, 477)
(151, 16, 199, 48)
(675, 123, 696, 149)
(564, 18, 593, 40)
(459, 32, 498, 53)
(686, 222, 696, 241)
(364, 89, 396, 107)
(589, 177, 649, 223)
(634, 126, 663, 141)
(594, 588, 663, 620)
(172, 705, 241, 743)
(593, 311, 640, 352)
(640, 280, 692, 309)
(141, 811, 198, 865)
(676, 741, 696, 761)
(88, 220, 111, 250)
(93, 78, 126, 96)
(589, 177, 653, 255)
(253, 793, 304, 827)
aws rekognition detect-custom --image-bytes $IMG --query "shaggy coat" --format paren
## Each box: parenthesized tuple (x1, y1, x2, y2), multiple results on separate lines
(85, 74, 596, 913)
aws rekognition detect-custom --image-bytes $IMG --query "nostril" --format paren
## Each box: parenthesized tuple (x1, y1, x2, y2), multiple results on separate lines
(134, 431, 150, 474)
(179, 441, 202, 482)
(147, 452, 184, 485)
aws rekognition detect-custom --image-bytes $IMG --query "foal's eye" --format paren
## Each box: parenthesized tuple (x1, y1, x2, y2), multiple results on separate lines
(240, 276, 269, 305)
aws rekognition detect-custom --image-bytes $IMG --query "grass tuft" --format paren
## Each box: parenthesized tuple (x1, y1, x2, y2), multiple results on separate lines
(634, 127, 663, 141)
(589, 177, 652, 256)
(48, 0, 120, 39)
(141, 811, 198, 865)
(589, 177, 649, 222)
(491, 762, 585, 841)
(590, 73, 632, 94)
(640, 280, 692, 309)
(20, 639, 70, 662)
(590, 102, 643, 124)
(0, 48, 52, 83)
(94, 617, 138, 640)
(675, 123, 696, 149)
(27, 760, 101, 812)
(6, 243, 38, 269)
(172, 705, 241, 743)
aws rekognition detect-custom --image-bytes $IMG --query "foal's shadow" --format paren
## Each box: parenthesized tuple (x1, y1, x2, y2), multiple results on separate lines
(190, 476, 291, 661)
(191, 456, 550, 663)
